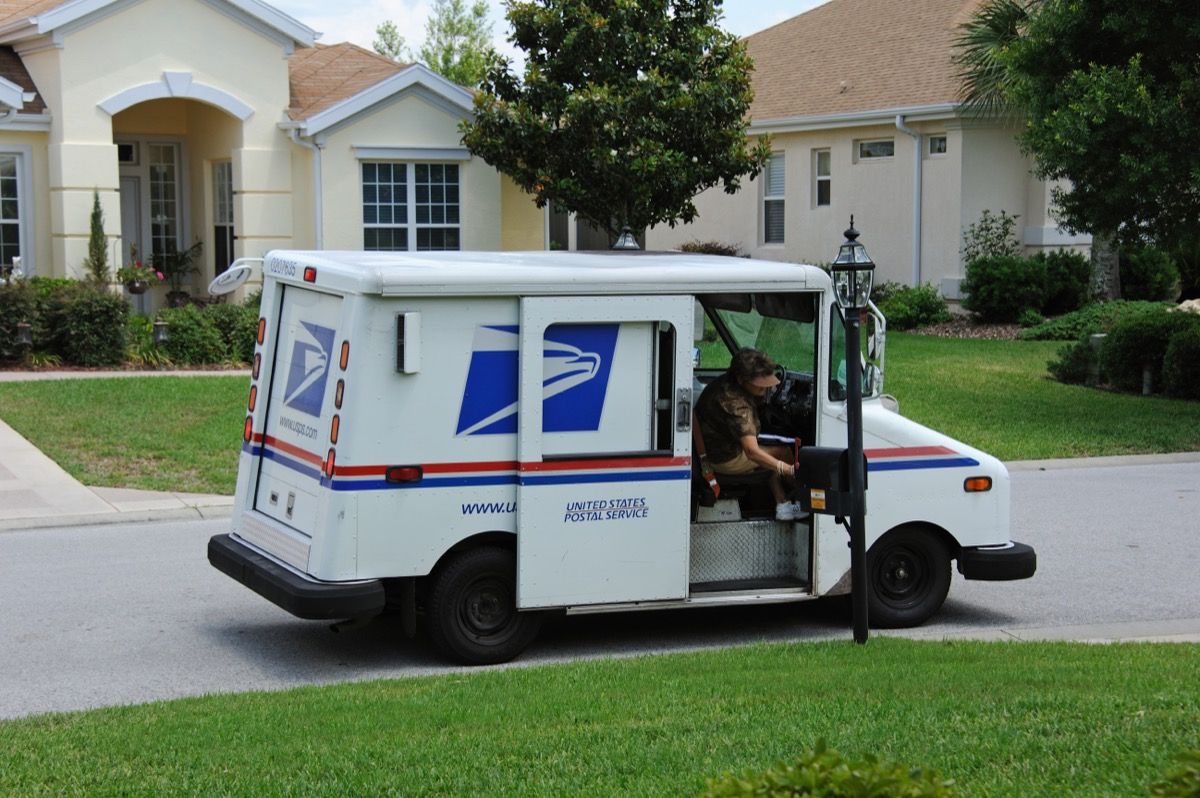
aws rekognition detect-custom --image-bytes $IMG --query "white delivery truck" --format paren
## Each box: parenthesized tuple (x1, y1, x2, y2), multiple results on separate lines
(209, 250, 1035, 664)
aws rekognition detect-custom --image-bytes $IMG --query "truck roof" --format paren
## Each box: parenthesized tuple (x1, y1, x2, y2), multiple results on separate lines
(264, 250, 829, 297)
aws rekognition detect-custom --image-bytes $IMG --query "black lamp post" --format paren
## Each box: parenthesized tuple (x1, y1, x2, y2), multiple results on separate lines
(831, 216, 875, 645)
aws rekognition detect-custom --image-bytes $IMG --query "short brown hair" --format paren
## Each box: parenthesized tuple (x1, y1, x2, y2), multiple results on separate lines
(729, 347, 777, 382)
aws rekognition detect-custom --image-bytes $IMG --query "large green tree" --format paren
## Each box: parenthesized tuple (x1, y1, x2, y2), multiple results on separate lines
(419, 0, 494, 87)
(956, 0, 1200, 297)
(373, 20, 410, 62)
(460, 0, 769, 242)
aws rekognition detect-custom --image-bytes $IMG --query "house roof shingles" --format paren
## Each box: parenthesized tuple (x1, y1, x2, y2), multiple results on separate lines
(0, 0, 64, 28)
(287, 42, 407, 121)
(746, 0, 983, 122)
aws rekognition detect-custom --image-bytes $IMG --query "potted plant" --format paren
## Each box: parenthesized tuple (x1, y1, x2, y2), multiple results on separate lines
(116, 258, 164, 294)
(153, 240, 203, 307)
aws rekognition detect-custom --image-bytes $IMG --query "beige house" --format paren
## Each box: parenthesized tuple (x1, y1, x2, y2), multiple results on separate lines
(0, 0, 543, 303)
(647, 0, 1090, 295)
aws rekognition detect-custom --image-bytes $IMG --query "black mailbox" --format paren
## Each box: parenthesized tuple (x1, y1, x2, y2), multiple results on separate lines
(795, 447, 867, 516)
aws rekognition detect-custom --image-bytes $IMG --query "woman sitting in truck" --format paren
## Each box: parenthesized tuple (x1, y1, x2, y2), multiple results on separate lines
(695, 347, 801, 521)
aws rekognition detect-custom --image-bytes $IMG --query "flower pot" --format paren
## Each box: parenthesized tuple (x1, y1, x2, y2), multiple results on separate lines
(125, 279, 150, 295)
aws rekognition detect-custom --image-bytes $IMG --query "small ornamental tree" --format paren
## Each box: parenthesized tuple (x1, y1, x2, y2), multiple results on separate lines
(82, 190, 109, 284)
(461, 0, 770, 243)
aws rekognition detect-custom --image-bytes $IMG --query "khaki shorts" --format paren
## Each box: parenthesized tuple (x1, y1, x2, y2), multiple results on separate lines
(711, 451, 757, 475)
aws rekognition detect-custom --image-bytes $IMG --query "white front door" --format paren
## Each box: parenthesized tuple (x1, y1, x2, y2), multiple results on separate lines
(515, 295, 695, 608)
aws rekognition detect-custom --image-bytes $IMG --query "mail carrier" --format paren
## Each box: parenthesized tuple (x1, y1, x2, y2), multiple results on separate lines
(208, 250, 1036, 664)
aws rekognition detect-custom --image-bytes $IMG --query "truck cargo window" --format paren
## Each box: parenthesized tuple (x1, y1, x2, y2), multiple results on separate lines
(653, 323, 676, 452)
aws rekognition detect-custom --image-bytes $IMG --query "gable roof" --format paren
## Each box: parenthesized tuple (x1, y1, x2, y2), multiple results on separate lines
(0, 0, 316, 47)
(746, 0, 982, 125)
(287, 42, 407, 120)
(0, 44, 43, 112)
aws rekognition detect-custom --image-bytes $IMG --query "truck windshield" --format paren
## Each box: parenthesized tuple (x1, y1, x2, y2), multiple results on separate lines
(696, 293, 817, 377)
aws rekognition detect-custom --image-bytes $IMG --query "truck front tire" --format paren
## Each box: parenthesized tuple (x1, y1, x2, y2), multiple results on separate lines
(866, 527, 951, 628)
(425, 546, 541, 665)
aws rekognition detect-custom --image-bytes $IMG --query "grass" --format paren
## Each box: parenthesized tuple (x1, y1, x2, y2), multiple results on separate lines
(0, 639, 1197, 796)
(885, 333, 1200, 460)
(0, 334, 1197, 495)
(0, 376, 246, 494)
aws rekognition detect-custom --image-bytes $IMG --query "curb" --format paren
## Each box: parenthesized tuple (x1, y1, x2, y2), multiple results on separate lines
(0, 503, 234, 533)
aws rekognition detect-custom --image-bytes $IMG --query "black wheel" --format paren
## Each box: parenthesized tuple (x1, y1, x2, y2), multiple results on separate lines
(866, 528, 951, 628)
(425, 546, 541, 665)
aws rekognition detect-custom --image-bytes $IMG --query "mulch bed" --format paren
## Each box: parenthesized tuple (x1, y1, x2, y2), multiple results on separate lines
(911, 319, 1023, 340)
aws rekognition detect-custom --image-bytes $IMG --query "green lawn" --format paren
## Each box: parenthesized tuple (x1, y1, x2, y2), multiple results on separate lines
(1, 639, 1196, 797)
(885, 333, 1200, 460)
(0, 376, 246, 494)
(0, 334, 1196, 494)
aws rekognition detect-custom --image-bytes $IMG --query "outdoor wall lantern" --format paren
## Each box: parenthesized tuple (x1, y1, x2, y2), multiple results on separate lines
(830, 216, 875, 645)
(15, 321, 32, 348)
(153, 320, 169, 345)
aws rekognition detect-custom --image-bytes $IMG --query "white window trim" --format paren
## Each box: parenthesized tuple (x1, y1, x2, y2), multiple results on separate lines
(361, 160, 462, 252)
(856, 138, 895, 161)
(813, 148, 831, 208)
(761, 152, 785, 246)
(0, 144, 34, 275)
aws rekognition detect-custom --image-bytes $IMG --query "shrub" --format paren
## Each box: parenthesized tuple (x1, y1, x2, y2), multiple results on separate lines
(1100, 307, 1200, 394)
(203, 302, 257, 363)
(680, 240, 741, 257)
(961, 255, 1044, 323)
(159, 304, 227, 365)
(1047, 335, 1100, 385)
(697, 741, 957, 798)
(54, 285, 128, 366)
(0, 278, 36, 364)
(1037, 249, 1091, 314)
(1017, 308, 1045, 328)
(1151, 747, 1200, 797)
(878, 283, 952, 330)
(1019, 300, 1170, 340)
(1163, 324, 1200, 400)
(962, 209, 1021, 264)
(82, 189, 109, 284)
(1121, 247, 1180, 301)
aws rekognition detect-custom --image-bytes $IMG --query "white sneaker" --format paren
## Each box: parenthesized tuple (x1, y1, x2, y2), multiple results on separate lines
(775, 502, 797, 521)
(791, 502, 811, 521)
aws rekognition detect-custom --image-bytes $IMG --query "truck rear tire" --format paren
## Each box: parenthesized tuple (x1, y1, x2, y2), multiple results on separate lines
(425, 546, 541, 665)
(866, 528, 951, 628)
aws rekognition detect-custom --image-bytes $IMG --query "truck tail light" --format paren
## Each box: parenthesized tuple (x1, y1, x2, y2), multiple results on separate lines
(253, 353, 261, 380)
(303, 267, 317, 283)
(256, 318, 265, 345)
(339, 341, 350, 370)
(964, 476, 992, 492)
(324, 448, 336, 477)
(243, 416, 253, 443)
(330, 414, 340, 444)
(385, 466, 423, 483)
(335, 379, 344, 409)
(248, 385, 257, 412)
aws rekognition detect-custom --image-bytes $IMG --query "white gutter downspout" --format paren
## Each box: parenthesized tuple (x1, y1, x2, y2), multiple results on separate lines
(288, 127, 324, 249)
(895, 115, 921, 286)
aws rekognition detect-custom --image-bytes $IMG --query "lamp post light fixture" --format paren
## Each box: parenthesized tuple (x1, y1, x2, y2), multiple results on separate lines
(830, 215, 875, 645)
(611, 225, 640, 250)
(153, 319, 169, 345)
(15, 321, 32, 348)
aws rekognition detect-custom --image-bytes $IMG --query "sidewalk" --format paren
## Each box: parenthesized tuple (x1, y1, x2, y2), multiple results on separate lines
(0, 369, 242, 531)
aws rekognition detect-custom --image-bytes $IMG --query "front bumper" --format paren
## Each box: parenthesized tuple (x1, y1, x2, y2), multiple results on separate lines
(957, 541, 1037, 581)
(208, 533, 386, 620)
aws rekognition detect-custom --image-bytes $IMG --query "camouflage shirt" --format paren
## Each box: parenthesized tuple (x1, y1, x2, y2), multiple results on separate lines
(695, 371, 760, 464)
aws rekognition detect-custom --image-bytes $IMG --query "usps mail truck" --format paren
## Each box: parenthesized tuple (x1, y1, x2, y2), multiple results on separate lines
(208, 251, 1035, 664)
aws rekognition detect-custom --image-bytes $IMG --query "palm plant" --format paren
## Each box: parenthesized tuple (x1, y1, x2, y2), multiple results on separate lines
(952, 0, 1035, 120)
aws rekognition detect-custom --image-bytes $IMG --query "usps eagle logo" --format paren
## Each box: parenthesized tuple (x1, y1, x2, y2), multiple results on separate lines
(455, 324, 618, 436)
(283, 321, 336, 418)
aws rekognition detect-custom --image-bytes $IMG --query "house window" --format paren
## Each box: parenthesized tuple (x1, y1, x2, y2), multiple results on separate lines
(814, 149, 831, 207)
(148, 143, 180, 258)
(857, 139, 895, 160)
(763, 154, 785, 244)
(929, 135, 948, 156)
(213, 161, 234, 274)
(362, 162, 460, 252)
(117, 142, 138, 165)
(0, 154, 21, 270)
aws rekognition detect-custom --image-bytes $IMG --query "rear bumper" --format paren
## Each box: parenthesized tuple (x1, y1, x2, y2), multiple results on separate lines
(208, 533, 385, 620)
(957, 541, 1037, 581)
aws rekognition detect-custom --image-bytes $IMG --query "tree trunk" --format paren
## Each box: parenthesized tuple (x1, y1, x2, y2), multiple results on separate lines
(1090, 231, 1120, 300)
